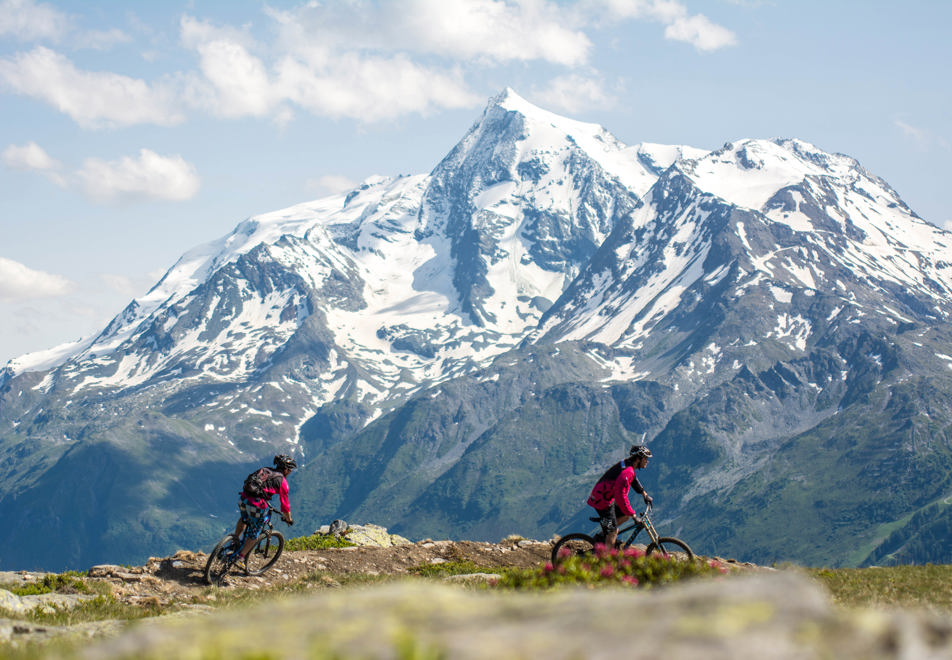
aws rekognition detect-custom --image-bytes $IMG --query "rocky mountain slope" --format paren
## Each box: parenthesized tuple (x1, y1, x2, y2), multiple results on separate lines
(3, 89, 952, 571)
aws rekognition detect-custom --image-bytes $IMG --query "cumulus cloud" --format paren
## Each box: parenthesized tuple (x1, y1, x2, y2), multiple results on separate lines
(2, 141, 60, 172)
(77, 149, 200, 203)
(0, 1, 736, 127)
(585, 0, 736, 51)
(664, 13, 737, 51)
(269, 0, 592, 67)
(0, 46, 184, 128)
(180, 14, 479, 122)
(2, 141, 66, 186)
(3, 143, 201, 203)
(531, 74, 616, 114)
(0, 0, 69, 42)
(0, 256, 74, 301)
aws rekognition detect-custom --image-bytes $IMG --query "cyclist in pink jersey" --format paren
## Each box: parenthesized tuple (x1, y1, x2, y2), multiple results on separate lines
(587, 445, 653, 548)
(234, 454, 296, 560)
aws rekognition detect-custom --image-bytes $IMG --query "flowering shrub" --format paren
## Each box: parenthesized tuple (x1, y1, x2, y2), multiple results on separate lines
(492, 544, 730, 590)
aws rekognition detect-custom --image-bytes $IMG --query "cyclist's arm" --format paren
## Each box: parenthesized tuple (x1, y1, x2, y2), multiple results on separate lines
(613, 471, 637, 517)
(278, 478, 291, 515)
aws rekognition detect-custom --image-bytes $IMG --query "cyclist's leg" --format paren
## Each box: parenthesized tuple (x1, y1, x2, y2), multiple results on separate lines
(606, 505, 630, 548)
(596, 506, 617, 546)
(238, 501, 267, 557)
(233, 498, 256, 548)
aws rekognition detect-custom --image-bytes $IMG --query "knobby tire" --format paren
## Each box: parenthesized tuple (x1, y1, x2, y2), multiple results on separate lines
(244, 530, 285, 576)
(646, 536, 694, 560)
(204, 533, 237, 586)
(551, 533, 596, 565)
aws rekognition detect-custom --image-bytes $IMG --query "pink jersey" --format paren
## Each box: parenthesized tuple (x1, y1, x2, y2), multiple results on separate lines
(240, 471, 291, 515)
(587, 461, 643, 516)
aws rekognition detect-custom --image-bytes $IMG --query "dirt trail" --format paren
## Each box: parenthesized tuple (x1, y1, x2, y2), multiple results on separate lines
(86, 538, 555, 604)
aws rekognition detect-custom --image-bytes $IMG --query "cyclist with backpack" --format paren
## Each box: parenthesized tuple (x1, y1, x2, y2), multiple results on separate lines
(234, 454, 297, 560)
(587, 445, 653, 548)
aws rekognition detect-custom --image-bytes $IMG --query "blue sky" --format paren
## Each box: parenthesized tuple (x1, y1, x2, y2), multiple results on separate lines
(1, 0, 950, 365)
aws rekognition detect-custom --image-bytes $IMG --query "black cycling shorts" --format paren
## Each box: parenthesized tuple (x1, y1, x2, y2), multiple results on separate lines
(596, 504, 626, 533)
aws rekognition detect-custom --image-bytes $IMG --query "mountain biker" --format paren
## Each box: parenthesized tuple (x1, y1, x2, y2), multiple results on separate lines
(587, 445, 653, 548)
(233, 454, 297, 560)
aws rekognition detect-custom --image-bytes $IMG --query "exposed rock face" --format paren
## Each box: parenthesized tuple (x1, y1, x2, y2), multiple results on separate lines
(66, 573, 952, 659)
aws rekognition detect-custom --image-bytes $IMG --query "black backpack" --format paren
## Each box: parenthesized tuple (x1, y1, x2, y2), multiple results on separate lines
(243, 467, 275, 498)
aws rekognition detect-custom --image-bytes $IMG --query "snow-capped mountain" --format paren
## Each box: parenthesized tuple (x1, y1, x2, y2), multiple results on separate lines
(537, 137, 952, 395)
(3, 89, 952, 571)
(2, 88, 702, 443)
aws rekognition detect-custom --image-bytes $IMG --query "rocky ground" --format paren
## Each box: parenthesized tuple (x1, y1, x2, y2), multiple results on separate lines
(0, 526, 772, 657)
(88, 535, 556, 605)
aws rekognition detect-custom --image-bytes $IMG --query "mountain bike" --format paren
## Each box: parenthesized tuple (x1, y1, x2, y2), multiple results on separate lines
(204, 506, 287, 586)
(551, 503, 693, 565)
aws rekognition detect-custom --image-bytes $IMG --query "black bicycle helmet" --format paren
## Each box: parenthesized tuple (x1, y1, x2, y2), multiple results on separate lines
(629, 445, 652, 459)
(273, 454, 297, 471)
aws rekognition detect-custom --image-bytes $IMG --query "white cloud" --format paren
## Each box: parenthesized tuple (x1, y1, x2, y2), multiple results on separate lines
(0, 46, 185, 128)
(307, 175, 360, 196)
(586, 0, 736, 51)
(98, 272, 154, 298)
(0, 256, 74, 301)
(2, 141, 60, 172)
(0, 0, 69, 42)
(275, 53, 478, 121)
(2, 141, 66, 187)
(180, 13, 480, 122)
(3, 143, 201, 203)
(895, 119, 949, 151)
(77, 149, 200, 203)
(268, 1, 592, 67)
(664, 13, 737, 51)
(0, 2, 737, 128)
(530, 74, 616, 114)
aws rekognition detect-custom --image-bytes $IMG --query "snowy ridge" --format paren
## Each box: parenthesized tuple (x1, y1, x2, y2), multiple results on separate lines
(8, 91, 952, 425)
(538, 136, 952, 389)
(8, 89, 701, 434)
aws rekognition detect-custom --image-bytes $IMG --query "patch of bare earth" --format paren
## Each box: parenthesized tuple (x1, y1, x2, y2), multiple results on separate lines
(87, 539, 554, 604)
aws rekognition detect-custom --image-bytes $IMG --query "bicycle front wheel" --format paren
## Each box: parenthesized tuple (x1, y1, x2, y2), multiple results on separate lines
(646, 536, 694, 561)
(204, 534, 237, 586)
(244, 531, 285, 576)
(551, 533, 596, 565)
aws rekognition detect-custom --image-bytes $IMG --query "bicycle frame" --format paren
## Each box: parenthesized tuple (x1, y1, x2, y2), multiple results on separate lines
(597, 503, 662, 549)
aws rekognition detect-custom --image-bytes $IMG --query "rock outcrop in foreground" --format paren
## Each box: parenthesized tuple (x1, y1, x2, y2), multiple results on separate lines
(51, 573, 952, 659)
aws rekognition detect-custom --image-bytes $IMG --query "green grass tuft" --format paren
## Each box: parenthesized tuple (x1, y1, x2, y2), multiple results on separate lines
(284, 534, 356, 551)
(407, 560, 500, 578)
(809, 564, 952, 610)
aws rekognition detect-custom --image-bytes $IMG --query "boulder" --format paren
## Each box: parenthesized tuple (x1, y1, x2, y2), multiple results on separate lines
(342, 524, 412, 547)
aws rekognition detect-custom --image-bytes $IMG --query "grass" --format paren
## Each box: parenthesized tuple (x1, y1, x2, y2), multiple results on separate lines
(284, 533, 356, 551)
(3, 572, 91, 597)
(809, 563, 952, 611)
(407, 560, 501, 578)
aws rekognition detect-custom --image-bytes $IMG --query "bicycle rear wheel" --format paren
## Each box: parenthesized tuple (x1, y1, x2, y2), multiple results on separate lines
(551, 533, 596, 565)
(244, 531, 285, 576)
(646, 536, 694, 561)
(204, 534, 237, 586)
